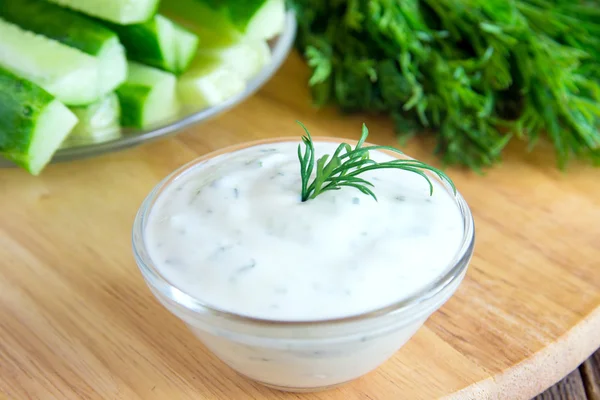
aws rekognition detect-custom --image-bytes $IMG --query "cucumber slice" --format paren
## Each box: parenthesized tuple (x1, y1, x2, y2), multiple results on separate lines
(62, 93, 121, 148)
(177, 54, 247, 108)
(116, 62, 180, 129)
(104, 14, 199, 75)
(45, 0, 160, 24)
(0, 67, 77, 175)
(0, 0, 126, 96)
(0, 18, 101, 106)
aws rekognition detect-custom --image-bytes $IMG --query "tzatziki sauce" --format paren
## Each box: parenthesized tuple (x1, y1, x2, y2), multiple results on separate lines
(145, 141, 464, 321)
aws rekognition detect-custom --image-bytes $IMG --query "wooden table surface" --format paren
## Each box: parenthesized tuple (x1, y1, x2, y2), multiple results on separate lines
(1, 52, 599, 400)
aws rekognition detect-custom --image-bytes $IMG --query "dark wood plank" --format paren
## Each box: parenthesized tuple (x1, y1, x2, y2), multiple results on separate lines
(581, 350, 600, 400)
(533, 368, 588, 400)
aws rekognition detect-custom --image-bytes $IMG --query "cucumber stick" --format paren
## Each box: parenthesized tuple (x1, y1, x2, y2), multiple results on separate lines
(62, 93, 121, 148)
(177, 54, 247, 108)
(0, 67, 77, 175)
(45, 0, 159, 24)
(104, 15, 199, 75)
(116, 62, 180, 129)
(0, 18, 104, 106)
(242, 0, 285, 40)
(162, 1, 272, 80)
(0, 0, 126, 96)
(207, 0, 285, 40)
(206, 40, 271, 82)
(160, 0, 241, 47)
(164, 0, 285, 40)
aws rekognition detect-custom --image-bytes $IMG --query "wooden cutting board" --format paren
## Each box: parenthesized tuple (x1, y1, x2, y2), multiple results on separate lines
(1, 52, 599, 400)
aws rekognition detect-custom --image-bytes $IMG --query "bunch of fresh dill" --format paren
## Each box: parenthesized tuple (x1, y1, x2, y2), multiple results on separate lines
(289, 0, 600, 171)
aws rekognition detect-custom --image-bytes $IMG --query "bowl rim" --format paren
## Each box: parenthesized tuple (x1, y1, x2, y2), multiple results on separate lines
(132, 136, 476, 327)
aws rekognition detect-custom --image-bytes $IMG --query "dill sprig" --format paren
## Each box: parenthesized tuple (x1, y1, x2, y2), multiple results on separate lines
(296, 122, 455, 202)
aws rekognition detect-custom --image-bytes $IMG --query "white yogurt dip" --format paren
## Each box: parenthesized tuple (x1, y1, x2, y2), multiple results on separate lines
(145, 141, 464, 321)
(134, 138, 474, 391)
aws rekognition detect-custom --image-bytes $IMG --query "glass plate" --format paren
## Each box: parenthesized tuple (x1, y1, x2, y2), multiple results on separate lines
(0, 11, 297, 168)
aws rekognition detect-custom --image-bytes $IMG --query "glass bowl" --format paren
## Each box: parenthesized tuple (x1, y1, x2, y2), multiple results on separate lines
(131, 137, 476, 393)
(0, 12, 297, 168)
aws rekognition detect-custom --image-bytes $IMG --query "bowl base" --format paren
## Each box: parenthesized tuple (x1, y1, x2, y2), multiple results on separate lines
(238, 372, 356, 393)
